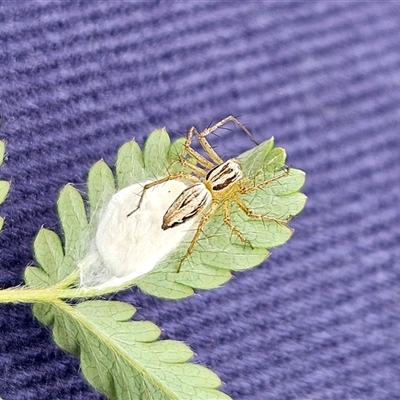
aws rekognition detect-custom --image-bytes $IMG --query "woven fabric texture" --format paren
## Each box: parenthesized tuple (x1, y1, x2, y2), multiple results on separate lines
(1, 2, 400, 400)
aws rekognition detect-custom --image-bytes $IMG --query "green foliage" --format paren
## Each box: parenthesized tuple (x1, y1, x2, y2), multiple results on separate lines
(87, 160, 116, 220)
(57, 184, 89, 276)
(133, 137, 306, 299)
(0, 180, 9, 205)
(116, 140, 146, 189)
(21, 128, 306, 399)
(25, 226, 230, 400)
(24, 228, 64, 287)
(0, 140, 5, 166)
(31, 300, 229, 400)
(26, 131, 306, 300)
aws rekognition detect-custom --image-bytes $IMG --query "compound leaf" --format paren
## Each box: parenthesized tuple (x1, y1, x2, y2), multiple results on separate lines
(22, 128, 305, 398)
(133, 132, 306, 298)
(23, 130, 234, 399)
(38, 300, 230, 400)
(26, 128, 306, 302)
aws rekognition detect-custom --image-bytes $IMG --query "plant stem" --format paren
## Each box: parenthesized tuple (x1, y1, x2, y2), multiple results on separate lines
(0, 286, 70, 304)
(0, 277, 138, 304)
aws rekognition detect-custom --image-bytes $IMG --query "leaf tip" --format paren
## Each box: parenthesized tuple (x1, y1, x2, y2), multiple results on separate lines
(0, 140, 6, 165)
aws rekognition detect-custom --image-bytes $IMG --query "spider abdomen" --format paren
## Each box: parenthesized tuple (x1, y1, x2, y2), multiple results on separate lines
(162, 183, 212, 230)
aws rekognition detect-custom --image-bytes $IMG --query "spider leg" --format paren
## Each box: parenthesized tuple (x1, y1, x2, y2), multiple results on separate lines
(127, 172, 199, 217)
(185, 126, 216, 170)
(234, 195, 291, 224)
(195, 127, 224, 165)
(178, 156, 207, 177)
(240, 168, 290, 194)
(200, 115, 258, 145)
(223, 200, 253, 248)
(188, 115, 257, 166)
(177, 201, 219, 272)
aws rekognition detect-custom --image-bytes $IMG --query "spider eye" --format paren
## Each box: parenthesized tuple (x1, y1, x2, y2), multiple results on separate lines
(206, 159, 243, 191)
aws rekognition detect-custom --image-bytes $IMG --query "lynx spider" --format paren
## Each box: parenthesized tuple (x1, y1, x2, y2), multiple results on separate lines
(128, 116, 290, 271)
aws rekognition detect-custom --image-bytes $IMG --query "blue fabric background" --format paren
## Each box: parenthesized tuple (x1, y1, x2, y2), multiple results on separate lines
(1, 2, 400, 399)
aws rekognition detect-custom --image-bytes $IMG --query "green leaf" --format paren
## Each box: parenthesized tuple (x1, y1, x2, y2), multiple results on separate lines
(143, 128, 171, 178)
(26, 129, 305, 299)
(21, 127, 304, 399)
(25, 228, 66, 288)
(0, 180, 10, 204)
(0, 140, 5, 166)
(57, 184, 88, 274)
(66, 129, 304, 298)
(24, 266, 49, 288)
(242, 169, 307, 219)
(34, 228, 65, 282)
(87, 160, 116, 220)
(116, 140, 146, 189)
(238, 137, 275, 177)
(58, 185, 88, 249)
(23, 129, 233, 399)
(136, 134, 306, 298)
(40, 300, 230, 400)
(137, 272, 195, 300)
(175, 265, 232, 290)
(167, 138, 189, 174)
(170, 211, 270, 273)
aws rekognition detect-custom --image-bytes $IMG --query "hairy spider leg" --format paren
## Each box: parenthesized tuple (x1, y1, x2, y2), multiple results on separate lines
(240, 167, 290, 195)
(233, 168, 292, 224)
(198, 115, 258, 161)
(200, 116, 257, 144)
(178, 156, 208, 177)
(188, 126, 224, 166)
(185, 116, 257, 168)
(223, 199, 254, 247)
(185, 126, 216, 170)
(126, 172, 199, 217)
(177, 201, 220, 272)
(176, 193, 261, 273)
(234, 195, 291, 225)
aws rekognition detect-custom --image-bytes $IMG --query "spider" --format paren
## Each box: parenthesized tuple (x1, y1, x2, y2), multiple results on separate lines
(128, 116, 290, 272)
